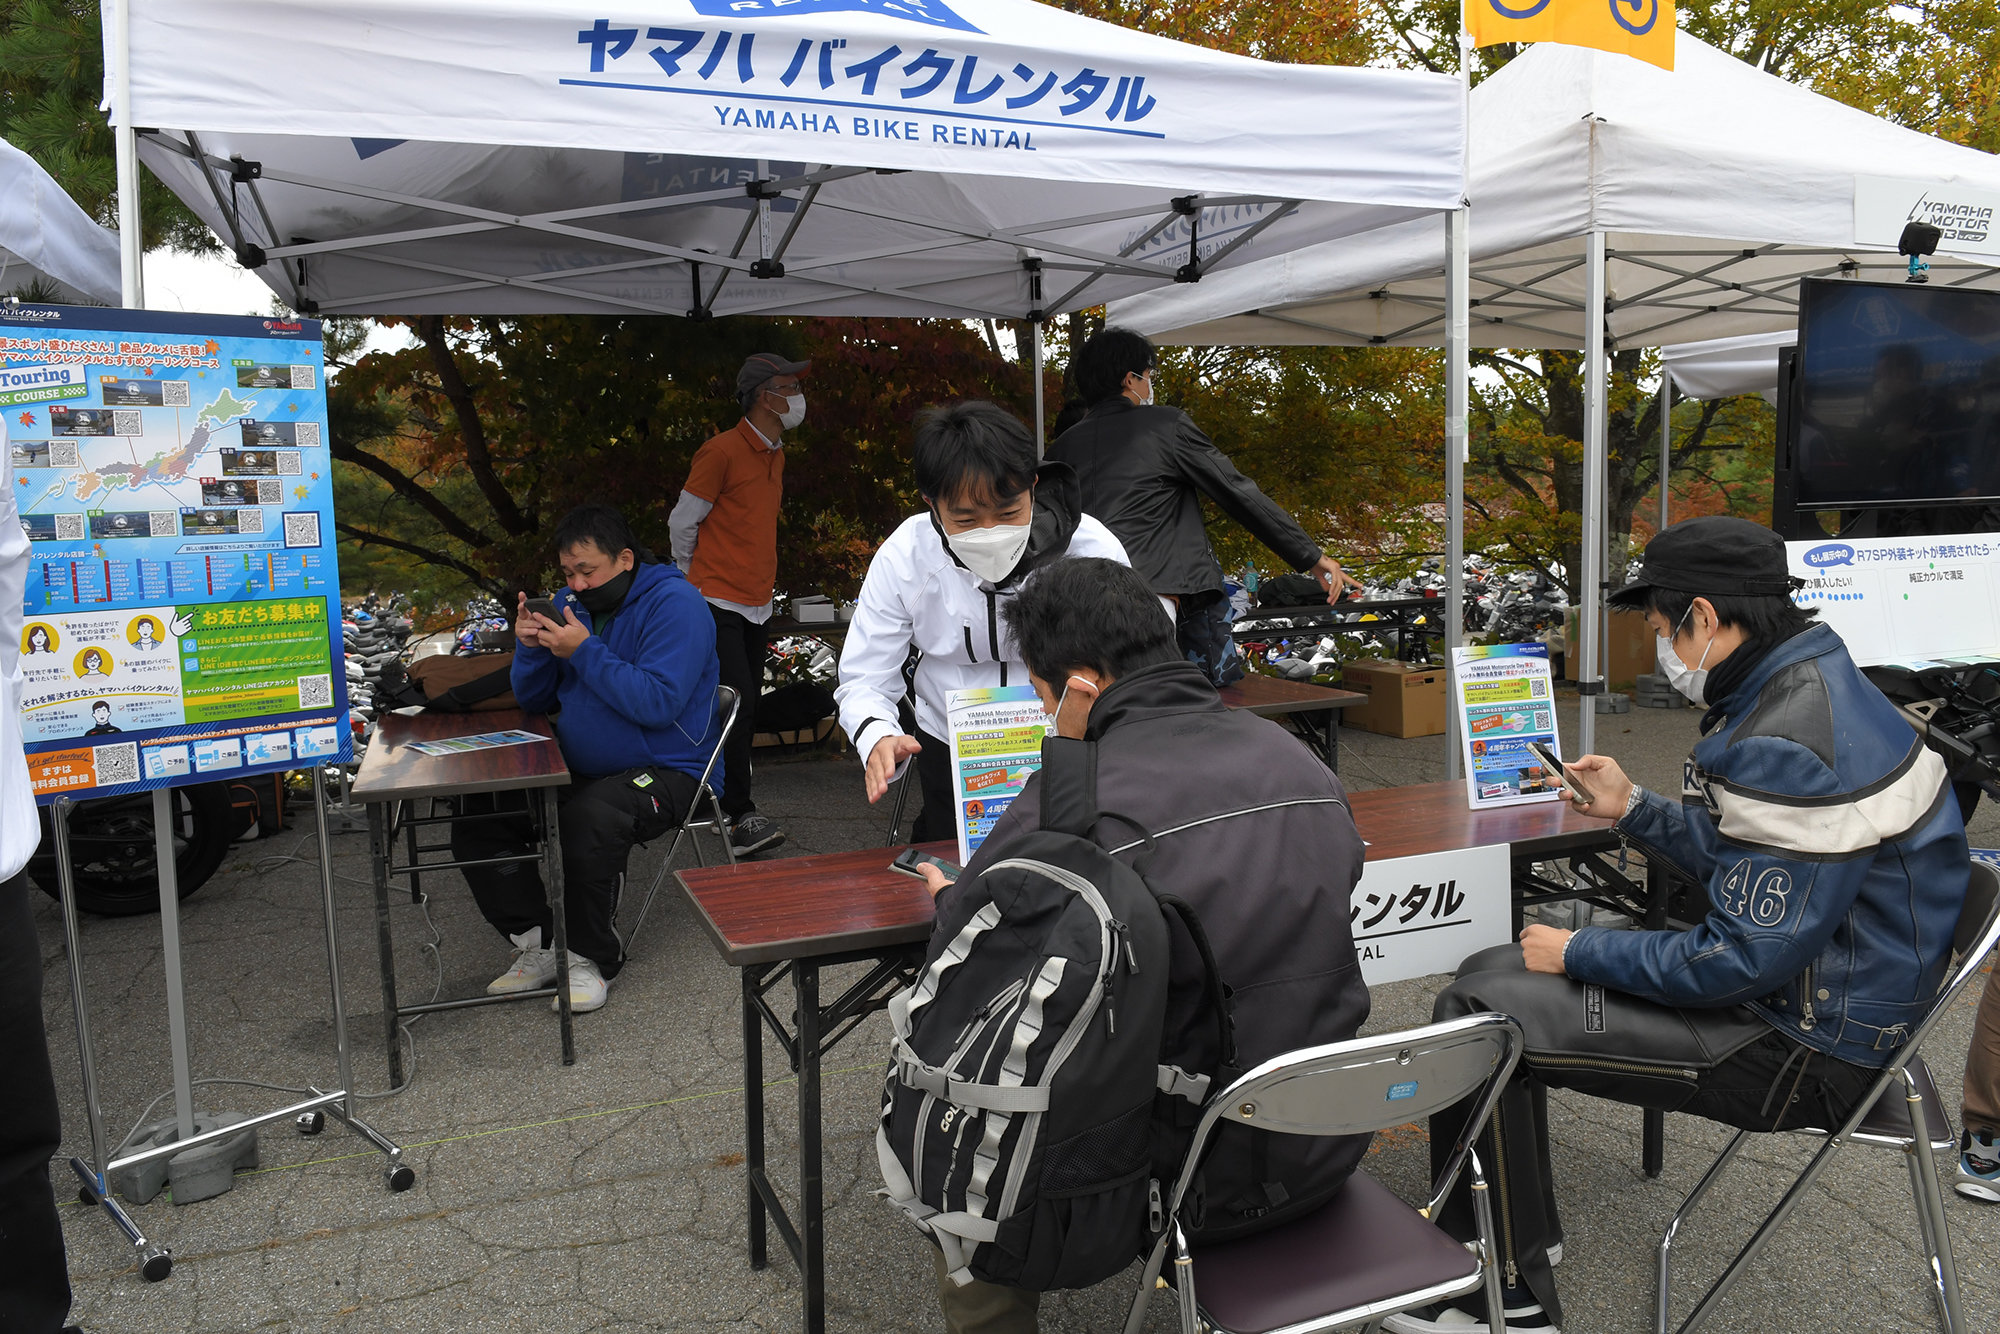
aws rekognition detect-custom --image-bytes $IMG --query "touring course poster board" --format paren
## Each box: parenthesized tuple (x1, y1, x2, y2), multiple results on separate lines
(4, 305, 351, 801)
(945, 684, 1049, 867)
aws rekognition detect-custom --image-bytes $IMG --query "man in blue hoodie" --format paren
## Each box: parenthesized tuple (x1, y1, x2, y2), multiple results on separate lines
(453, 505, 720, 1013)
(1390, 517, 1969, 1334)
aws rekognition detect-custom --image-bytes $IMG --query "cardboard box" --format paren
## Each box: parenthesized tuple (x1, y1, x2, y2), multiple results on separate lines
(1564, 609, 1655, 691)
(1341, 659, 1448, 738)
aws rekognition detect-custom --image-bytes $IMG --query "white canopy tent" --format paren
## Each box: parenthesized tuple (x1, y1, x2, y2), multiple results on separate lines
(0, 136, 119, 305)
(1115, 29, 2000, 754)
(103, 0, 1462, 332)
(1659, 330, 1790, 404)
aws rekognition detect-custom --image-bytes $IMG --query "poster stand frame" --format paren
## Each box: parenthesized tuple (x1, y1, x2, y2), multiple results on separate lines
(56, 769, 409, 1282)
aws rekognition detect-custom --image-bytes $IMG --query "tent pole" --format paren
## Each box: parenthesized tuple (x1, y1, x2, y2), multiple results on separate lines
(1444, 206, 1469, 781)
(1578, 231, 1607, 756)
(1032, 319, 1046, 456)
(1658, 372, 1671, 531)
(112, 0, 144, 306)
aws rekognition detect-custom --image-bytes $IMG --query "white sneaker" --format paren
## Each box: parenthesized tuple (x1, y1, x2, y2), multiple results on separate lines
(487, 940, 558, 995)
(552, 954, 609, 1013)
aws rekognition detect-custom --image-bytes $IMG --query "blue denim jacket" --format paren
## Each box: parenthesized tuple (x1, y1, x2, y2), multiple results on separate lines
(1564, 623, 1968, 1068)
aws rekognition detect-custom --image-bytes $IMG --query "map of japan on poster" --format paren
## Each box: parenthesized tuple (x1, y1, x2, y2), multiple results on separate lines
(4, 305, 351, 801)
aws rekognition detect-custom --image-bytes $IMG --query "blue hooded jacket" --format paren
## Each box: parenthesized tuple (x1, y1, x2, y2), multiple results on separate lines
(510, 561, 720, 779)
(1563, 623, 1968, 1068)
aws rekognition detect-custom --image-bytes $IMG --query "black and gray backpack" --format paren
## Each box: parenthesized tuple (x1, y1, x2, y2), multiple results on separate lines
(876, 736, 1231, 1291)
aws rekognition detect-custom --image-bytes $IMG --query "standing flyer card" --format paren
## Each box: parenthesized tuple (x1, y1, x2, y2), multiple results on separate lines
(1451, 643, 1565, 810)
(944, 685, 1049, 867)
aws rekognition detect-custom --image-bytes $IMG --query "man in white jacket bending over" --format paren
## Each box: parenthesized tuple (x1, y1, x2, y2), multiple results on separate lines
(836, 400, 1139, 842)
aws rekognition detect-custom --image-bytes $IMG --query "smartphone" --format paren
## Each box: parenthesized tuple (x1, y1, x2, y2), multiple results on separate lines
(523, 596, 561, 624)
(1526, 740, 1594, 804)
(890, 847, 963, 884)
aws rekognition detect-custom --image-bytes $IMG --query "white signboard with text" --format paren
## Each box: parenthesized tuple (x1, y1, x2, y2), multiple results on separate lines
(1856, 175, 2000, 260)
(1351, 844, 1512, 986)
(1787, 533, 2000, 668)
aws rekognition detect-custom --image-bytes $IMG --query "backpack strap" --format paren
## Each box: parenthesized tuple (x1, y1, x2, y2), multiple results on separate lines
(1157, 893, 1238, 1072)
(1038, 735, 1098, 836)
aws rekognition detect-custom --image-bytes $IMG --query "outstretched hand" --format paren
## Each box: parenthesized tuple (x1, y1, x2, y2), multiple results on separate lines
(867, 734, 923, 802)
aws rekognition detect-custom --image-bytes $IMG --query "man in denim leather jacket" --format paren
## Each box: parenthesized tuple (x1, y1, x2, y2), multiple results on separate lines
(1389, 517, 1969, 1334)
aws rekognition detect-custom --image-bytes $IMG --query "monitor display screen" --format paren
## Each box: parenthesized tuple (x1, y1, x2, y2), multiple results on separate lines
(1793, 279, 2000, 509)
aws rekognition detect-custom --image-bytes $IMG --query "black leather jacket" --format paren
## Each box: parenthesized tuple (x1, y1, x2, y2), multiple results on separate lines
(964, 660, 1371, 1239)
(1047, 399, 1323, 597)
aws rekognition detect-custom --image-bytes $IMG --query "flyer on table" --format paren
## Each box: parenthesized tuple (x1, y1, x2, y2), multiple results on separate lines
(1451, 643, 1565, 810)
(5, 305, 351, 801)
(945, 685, 1049, 867)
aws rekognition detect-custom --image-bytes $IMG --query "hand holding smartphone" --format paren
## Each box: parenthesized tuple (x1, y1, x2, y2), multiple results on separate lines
(890, 847, 962, 884)
(523, 596, 561, 624)
(1525, 740, 1595, 805)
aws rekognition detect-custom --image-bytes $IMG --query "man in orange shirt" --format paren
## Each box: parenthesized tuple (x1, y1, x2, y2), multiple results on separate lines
(669, 352, 807, 857)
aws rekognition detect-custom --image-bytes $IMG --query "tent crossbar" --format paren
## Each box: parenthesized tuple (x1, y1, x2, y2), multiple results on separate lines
(1606, 248, 1804, 312)
(179, 132, 254, 263)
(1184, 199, 1300, 280)
(236, 172, 310, 308)
(233, 163, 767, 275)
(342, 252, 708, 318)
(1045, 203, 1196, 312)
(807, 195, 1172, 282)
(714, 262, 1031, 319)
(1469, 261, 1588, 311)
(1253, 309, 1385, 343)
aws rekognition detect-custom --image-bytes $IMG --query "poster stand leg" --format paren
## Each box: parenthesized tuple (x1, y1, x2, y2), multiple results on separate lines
(54, 798, 173, 1281)
(54, 773, 412, 1285)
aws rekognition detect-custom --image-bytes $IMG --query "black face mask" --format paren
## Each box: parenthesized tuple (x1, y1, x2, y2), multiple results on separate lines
(574, 567, 635, 617)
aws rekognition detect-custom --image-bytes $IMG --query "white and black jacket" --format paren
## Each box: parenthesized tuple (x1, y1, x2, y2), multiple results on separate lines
(835, 463, 1134, 768)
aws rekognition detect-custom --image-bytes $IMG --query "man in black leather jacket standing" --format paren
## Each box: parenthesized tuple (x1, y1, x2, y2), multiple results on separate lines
(1050, 328, 1357, 685)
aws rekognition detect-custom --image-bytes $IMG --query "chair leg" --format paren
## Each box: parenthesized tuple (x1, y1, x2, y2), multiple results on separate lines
(713, 786, 738, 867)
(1121, 1233, 1172, 1334)
(1672, 1134, 1850, 1334)
(1656, 1131, 1750, 1334)
(626, 828, 689, 949)
(1901, 1076, 1966, 1333)
(1172, 1225, 1202, 1334)
(1469, 1148, 1507, 1330)
(885, 768, 912, 847)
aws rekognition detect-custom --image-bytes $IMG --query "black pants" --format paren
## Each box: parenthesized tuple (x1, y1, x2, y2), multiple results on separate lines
(0, 871, 72, 1331)
(1429, 944, 1879, 1328)
(909, 725, 957, 845)
(1174, 589, 1245, 688)
(711, 606, 768, 821)
(452, 768, 697, 976)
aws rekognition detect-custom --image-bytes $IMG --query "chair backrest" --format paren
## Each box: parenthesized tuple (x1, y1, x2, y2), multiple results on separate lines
(1906, 858, 2000, 1057)
(695, 685, 740, 795)
(1167, 1012, 1522, 1220)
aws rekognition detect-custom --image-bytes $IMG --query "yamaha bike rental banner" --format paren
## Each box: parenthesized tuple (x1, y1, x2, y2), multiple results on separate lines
(5, 305, 352, 802)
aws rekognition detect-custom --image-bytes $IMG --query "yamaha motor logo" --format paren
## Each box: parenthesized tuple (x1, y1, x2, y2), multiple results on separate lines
(262, 319, 305, 333)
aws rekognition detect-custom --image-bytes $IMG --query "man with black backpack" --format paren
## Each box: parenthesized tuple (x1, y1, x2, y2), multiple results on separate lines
(884, 556, 1371, 1332)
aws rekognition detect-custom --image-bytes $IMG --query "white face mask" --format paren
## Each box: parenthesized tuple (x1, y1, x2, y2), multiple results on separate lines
(1131, 372, 1154, 406)
(945, 521, 1032, 585)
(773, 391, 806, 430)
(1655, 605, 1716, 705)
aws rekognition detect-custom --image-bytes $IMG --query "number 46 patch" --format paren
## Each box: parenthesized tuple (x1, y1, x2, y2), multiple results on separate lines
(1718, 858, 1794, 927)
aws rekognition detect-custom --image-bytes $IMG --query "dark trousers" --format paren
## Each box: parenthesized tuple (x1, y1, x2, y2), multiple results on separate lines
(910, 725, 957, 845)
(1429, 944, 1879, 1328)
(1174, 589, 1245, 688)
(711, 606, 768, 820)
(0, 871, 72, 1332)
(452, 768, 696, 977)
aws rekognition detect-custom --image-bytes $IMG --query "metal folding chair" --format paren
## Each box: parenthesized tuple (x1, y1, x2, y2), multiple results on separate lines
(1655, 860, 2000, 1334)
(1122, 1012, 1524, 1334)
(623, 684, 740, 949)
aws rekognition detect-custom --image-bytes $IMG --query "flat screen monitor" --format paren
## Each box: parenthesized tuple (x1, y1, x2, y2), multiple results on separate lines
(1793, 278, 2000, 509)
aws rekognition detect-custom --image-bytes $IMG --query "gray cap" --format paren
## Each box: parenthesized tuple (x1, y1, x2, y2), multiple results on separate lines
(736, 352, 810, 402)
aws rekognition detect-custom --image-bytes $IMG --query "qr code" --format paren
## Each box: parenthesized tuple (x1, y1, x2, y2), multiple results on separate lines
(283, 511, 321, 548)
(294, 422, 321, 447)
(297, 674, 333, 708)
(236, 507, 264, 534)
(111, 410, 142, 436)
(93, 742, 139, 786)
(256, 479, 281, 504)
(277, 451, 303, 476)
(48, 442, 79, 467)
(1534, 710, 1553, 731)
(1530, 678, 1548, 698)
(290, 367, 317, 390)
(162, 381, 191, 406)
(148, 511, 177, 536)
(54, 513, 84, 540)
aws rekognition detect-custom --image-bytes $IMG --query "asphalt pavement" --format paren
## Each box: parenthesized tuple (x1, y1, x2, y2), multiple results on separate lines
(31, 688, 2000, 1332)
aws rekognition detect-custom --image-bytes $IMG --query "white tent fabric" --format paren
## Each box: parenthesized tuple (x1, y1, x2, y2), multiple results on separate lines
(1659, 329, 1790, 402)
(1114, 31, 2000, 349)
(105, 0, 1464, 320)
(0, 137, 120, 306)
